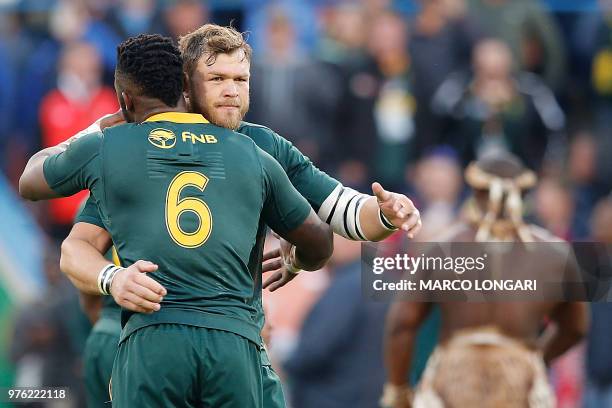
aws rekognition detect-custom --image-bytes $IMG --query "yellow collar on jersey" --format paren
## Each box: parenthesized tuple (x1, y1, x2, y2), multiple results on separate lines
(144, 112, 209, 124)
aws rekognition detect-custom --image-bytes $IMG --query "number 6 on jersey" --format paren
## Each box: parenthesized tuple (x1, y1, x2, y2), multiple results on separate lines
(165, 171, 212, 248)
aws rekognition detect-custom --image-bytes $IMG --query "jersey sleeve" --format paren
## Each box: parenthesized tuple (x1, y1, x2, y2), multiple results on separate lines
(43, 131, 103, 197)
(75, 196, 105, 228)
(271, 131, 339, 212)
(259, 148, 312, 235)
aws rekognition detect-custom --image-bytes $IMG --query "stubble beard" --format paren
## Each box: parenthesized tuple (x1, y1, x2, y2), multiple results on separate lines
(197, 97, 249, 130)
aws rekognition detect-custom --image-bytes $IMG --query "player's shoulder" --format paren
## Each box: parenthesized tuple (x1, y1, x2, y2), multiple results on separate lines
(74, 129, 105, 151)
(237, 121, 276, 137)
(211, 124, 266, 163)
(101, 122, 139, 138)
(221, 124, 259, 149)
(236, 121, 280, 150)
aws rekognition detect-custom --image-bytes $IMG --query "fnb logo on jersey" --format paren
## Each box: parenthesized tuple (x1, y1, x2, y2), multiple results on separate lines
(181, 132, 218, 144)
(148, 128, 176, 149)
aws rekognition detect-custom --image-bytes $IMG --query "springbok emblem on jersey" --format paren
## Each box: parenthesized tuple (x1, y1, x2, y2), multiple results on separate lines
(148, 128, 176, 149)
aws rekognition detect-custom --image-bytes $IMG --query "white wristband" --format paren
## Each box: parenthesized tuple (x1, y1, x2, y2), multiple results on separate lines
(379, 383, 412, 407)
(282, 245, 301, 275)
(379, 208, 398, 231)
(97, 264, 122, 295)
(97, 264, 115, 295)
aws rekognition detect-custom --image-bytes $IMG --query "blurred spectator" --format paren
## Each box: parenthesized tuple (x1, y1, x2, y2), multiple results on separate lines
(584, 0, 612, 193)
(584, 197, 612, 407)
(465, 0, 567, 91)
(262, 234, 329, 364)
(567, 132, 604, 239)
(330, 9, 415, 190)
(363, 0, 392, 15)
(313, 3, 374, 188)
(0, 42, 17, 173)
(409, 0, 481, 154)
(551, 344, 586, 408)
(412, 148, 464, 241)
(245, 0, 319, 53)
(15, 1, 119, 158)
(247, 6, 341, 167)
(367, 11, 415, 190)
(162, 0, 208, 39)
(315, 3, 368, 66)
(106, 0, 166, 40)
(432, 38, 565, 170)
(15, 3, 82, 156)
(534, 178, 575, 240)
(0, 12, 36, 184)
(10, 247, 89, 407)
(38, 42, 118, 233)
(50, 0, 121, 76)
(589, 0, 612, 105)
(284, 236, 388, 408)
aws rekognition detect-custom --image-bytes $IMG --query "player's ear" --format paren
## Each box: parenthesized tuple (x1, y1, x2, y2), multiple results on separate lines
(182, 72, 191, 109)
(122, 91, 134, 113)
(183, 71, 190, 93)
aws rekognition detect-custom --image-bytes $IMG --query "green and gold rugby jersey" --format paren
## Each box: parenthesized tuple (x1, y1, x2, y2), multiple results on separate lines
(44, 112, 312, 345)
(77, 121, 340, 333)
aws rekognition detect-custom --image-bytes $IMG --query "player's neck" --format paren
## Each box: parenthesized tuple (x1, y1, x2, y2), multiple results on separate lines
(134, 96, 188, 123)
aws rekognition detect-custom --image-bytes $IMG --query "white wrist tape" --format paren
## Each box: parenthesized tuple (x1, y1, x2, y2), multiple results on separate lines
(317, 184, 368, 240)
(282, 245, 301, 275)
(97, 264, 122, 295)
(379, 383, 412, 407)
(379, 207, 399, 231)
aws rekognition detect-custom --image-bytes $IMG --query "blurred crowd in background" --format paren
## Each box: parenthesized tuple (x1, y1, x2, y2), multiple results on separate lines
(1, 0, 612, 407)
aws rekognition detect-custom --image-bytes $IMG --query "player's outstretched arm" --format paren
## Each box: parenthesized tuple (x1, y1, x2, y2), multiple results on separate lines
(263, 182, 422, 291)
(315, 182, 422, 242)
(271, 129, 421, 241)
(381, 301, 432, 408)
(61, 223, 167, 314)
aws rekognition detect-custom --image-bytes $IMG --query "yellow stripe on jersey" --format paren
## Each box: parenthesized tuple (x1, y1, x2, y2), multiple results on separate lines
(111, 247, 121, 267)
(144, 112, 209, 124)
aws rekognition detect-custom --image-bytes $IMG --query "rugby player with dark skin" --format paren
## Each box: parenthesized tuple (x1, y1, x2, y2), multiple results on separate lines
(383, 154, 588, 408)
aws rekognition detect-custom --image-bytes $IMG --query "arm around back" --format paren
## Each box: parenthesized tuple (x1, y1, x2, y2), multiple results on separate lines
(259, 148, 333, 271)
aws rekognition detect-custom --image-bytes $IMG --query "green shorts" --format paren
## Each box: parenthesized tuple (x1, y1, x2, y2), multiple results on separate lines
(111, 324, 262, 408)
(261, 347, 286, 408)
(83, 317, 120, 407)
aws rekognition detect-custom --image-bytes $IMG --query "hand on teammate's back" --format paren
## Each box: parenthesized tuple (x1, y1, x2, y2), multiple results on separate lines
(59, 110, 125, 150)
(110, 260, 167, 313)
(372, 182, 422, 239)
(262, 236, 300, 292)
(98, 109, 126, 130)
